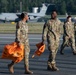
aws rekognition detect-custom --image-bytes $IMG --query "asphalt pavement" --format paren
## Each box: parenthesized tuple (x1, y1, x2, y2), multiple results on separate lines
(0, 34, 76, 75)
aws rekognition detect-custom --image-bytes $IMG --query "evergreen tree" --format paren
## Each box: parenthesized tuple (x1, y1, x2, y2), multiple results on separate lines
(60, 1, 66, 15)
(0, 0, 76, 14)
(0, 0, 8, 12)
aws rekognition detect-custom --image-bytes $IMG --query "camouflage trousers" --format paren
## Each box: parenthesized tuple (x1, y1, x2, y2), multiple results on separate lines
(23, 41, 30, 67)
(60, 36, 76, 52)
(47, 38, 60, 64)
(10, 41, 30, 68)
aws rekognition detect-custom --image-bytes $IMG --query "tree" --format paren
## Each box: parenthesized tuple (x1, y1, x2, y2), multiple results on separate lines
(0, 0, 8, 12)
(60, 1, 66, 15)
(0, 0, 76, 14)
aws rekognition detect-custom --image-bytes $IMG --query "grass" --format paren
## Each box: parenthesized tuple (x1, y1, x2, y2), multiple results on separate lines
(28, 22, 44, 34)
(0, 22, 44, 34)
(0, 22, 64, 34)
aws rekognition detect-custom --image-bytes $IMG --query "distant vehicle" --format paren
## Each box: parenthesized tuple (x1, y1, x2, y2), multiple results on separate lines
(28, 4, 48, 22)
(0, 4, 48, 22)
(0, 13, 18, 22)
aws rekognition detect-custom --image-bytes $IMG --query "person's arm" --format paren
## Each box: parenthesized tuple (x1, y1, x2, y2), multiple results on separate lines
(42, 22, 48, 43)
(16, 22, 21, 43)
(64, 24, 68, 36)
(56, 20, 62, 35)
(72, 23, 74, 33)
(64, 23, 70, 37)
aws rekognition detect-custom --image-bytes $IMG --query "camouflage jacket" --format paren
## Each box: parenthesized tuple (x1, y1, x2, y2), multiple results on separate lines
(42, 18, 61, 42)
(15, 20, 29, 44)
(64, 21, 74, 37)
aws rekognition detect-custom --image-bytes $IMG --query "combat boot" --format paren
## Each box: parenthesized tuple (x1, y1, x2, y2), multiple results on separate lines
(47, 62, 52, 70)
(24, 66, 33, 74)
(8, 61, 15, 73)
(60, 50, 64, 55)
(51, 63, 59, 71)
(73, 51, 76, 55)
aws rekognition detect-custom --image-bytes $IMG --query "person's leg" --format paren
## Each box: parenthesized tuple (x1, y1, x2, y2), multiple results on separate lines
(60, 36, 68, 55)
(24, 43, 33, 74)
(47, 50, 59, 71)
(51, 41, 60, 71)
(70, 37, 76, 55)
(8, 61, 15, 73)
(60, 43, 66, 55)
(47, 41, 59, 71)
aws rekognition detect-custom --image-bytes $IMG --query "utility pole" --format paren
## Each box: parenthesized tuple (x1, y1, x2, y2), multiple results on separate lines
(20, 1, 22, 12)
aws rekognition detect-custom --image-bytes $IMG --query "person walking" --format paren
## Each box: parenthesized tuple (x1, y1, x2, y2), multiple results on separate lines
(60, 15, 76, 55)
(42, 10, 61, 71)
(8, 12, 33, 74)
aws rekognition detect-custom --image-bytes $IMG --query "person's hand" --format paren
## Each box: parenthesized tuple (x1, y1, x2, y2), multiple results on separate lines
(17, 42, 21, 47)
(68, 36, 71, 38)
(42, 41, 45, 45)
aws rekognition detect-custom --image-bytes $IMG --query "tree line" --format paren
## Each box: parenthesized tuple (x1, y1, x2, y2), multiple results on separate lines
(0, 0, 76, 15)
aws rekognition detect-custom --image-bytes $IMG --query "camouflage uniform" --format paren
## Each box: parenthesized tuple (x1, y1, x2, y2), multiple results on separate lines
(42, 18, 61, 70)
(15, 20, 30, 67)
(60, 21, 76, 54)
(8, 20, 33, 74)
